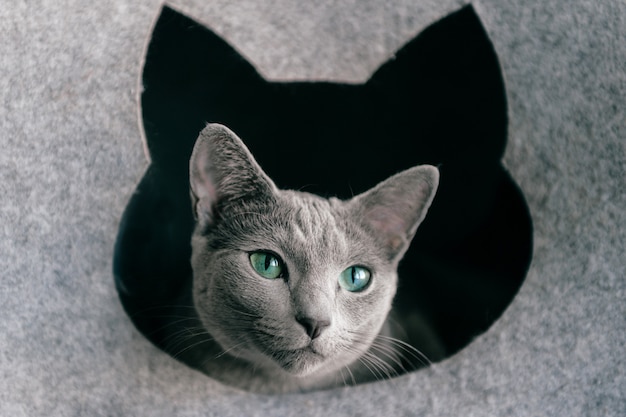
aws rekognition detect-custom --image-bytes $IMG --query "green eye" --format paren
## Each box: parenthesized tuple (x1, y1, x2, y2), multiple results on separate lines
(250, 252, 284, 279)
(339, 266, 371, 292)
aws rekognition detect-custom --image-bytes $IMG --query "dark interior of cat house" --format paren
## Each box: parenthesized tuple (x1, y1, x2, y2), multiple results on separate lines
(114, 5, 532, 383)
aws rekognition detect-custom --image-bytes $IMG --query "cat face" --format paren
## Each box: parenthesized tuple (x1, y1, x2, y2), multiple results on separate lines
(189, 124, 438, 378)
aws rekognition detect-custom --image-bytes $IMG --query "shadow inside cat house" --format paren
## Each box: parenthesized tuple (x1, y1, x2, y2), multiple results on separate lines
(113, 5, 532, 391)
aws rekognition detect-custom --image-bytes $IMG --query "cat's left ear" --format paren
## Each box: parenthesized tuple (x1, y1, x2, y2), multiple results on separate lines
(189, 124, 277, 226)
(350, 165, 439, 262)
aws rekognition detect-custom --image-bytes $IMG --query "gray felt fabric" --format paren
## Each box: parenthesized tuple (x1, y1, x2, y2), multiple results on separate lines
(1, 0, 624, 415)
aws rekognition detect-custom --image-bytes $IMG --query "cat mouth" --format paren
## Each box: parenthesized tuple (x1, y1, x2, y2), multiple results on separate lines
(269, 346, 326, 375)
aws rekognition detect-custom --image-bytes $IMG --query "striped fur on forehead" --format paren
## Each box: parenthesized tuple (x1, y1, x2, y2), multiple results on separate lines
(277, 192, 353, 274)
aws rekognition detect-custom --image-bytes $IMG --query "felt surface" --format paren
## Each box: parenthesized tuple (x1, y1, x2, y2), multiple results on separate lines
(1, 0, 624, 416)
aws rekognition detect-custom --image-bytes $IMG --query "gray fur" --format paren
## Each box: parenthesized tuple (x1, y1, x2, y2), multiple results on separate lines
(189, 124, 439, 393)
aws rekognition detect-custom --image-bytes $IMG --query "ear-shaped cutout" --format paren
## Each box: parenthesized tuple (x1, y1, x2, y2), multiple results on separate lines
(352, 165, 439, 262)
(190, 124, 277, 225)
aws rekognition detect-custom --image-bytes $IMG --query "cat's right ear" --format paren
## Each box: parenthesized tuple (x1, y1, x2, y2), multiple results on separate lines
(189, 124, 277, 225)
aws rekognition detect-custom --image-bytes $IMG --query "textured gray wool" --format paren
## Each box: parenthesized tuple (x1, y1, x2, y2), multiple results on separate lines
(0, 0, 624, 416)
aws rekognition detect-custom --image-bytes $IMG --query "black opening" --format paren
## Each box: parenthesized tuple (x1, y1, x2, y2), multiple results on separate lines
(114, 5, 532, 380)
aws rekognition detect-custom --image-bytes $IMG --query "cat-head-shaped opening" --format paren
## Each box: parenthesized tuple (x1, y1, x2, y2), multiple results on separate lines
(113, 4, 533, 393)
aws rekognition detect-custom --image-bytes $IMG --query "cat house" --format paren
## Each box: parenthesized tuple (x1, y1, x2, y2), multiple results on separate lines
(1, 0, 623, 415)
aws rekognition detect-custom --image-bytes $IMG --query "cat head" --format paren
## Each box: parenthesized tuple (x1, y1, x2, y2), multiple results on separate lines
(189, 124, 438, 379)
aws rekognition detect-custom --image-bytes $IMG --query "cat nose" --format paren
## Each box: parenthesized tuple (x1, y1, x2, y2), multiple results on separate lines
(296, 316, 330, 340)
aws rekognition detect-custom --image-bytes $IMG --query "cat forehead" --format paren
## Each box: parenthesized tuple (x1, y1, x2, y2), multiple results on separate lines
(276, 192, 346, 240)
(279, 191, 342, 229)
(268, 191, 369, 268)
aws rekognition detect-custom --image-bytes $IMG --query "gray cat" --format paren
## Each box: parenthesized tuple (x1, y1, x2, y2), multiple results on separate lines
(187, 124, 439, 393)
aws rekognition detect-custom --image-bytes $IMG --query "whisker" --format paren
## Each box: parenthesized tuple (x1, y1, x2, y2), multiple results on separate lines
(356, 356, 383, 381)
(171, 333, 214, 359)
(342, 341, 392, 382)
(338, 368, 347, 387)
(362, 350, 398, 379)
(215, 340, 248, 359)
(230, 308, 262, 318)
(163, 325, 211, 354)
(369, 340, 409, 374)
(343, 364, 356, 386)
(342, 328, 433, 384)
(375, 334, 432, 368)
(146, 316, 202, 338)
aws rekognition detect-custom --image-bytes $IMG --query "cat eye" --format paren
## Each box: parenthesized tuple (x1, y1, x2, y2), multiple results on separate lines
(339, 266, 371, 292)
(249, 252, 285, 279)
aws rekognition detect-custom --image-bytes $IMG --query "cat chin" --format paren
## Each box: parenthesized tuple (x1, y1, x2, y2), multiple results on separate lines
(209, 336, 327, 377)
(267, 346, 328, 377)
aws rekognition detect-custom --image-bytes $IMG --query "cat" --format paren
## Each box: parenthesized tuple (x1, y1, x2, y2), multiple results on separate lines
(186, 123, 439, 393)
